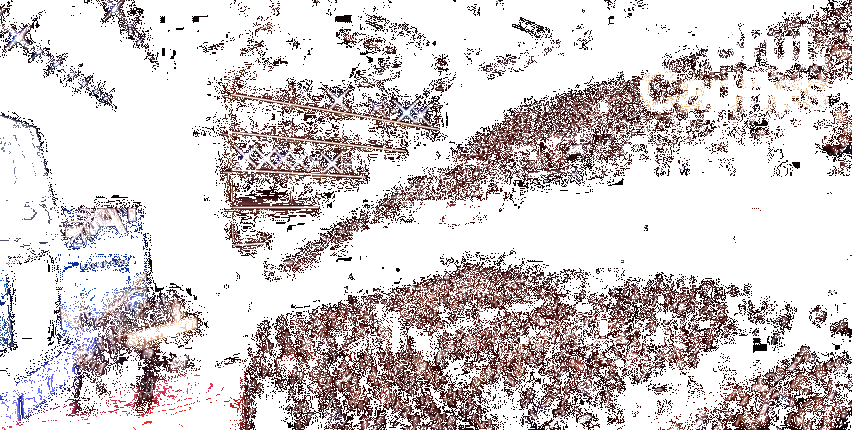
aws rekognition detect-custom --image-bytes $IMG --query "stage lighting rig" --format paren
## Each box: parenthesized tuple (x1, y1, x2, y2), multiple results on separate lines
(394, 100, 430, 125)
(77, 76, 92, 90)
(47, 57, 64, 73)
(284, 151, 305, 169)
(93, 0, 157, 66)
(326, 88, 350, 110)
(6, 24, 32, 51)
(99, 92, 112, 105)
(103, 0, 124, 22)
(267, 148, 284, 169)
(320, 152, 341, 172)
(30, 48, 44, 61)
(368, 99, 387, 116)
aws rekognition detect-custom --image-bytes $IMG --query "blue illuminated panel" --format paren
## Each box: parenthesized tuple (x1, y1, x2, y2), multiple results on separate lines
(0, 346, 76, 426)
(58, 207, 148, 336)
(0, 269, 12, 351)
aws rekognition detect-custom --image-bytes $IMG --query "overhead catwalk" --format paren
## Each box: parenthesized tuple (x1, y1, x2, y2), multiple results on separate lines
(221, 63, 439, 252)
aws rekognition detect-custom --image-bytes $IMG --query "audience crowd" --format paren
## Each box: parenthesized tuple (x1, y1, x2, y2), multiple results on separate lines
(236, 2, 851, 429)
(241, 264, 850, 429)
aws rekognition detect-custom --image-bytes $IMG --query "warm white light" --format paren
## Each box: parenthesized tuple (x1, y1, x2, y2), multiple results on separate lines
(126, 316, 198, 347)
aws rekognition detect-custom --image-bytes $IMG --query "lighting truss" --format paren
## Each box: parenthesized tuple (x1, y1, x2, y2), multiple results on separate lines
(77, 76, 92, 90)
(97, 0, 157, 66)
(326, 88, 350, 110)
(267, 148, 288, 169)
(342, 155, 356, 172)
(225, 93, 439, 132)
(231, 145, 365, 179)
(320, 152, 341, 173)
(0, 18, 110, 104)
(222, 169, 368, 179)
(30, 48, 44, 61)
(394, 100, 430, 125)
(231, 131, 406, 153)
(47, 56, 65, 73)
(284, 151, 305, 169)
(368, 99, 386, 115)
(98, 88, 112, 105)
(6, 24, 32, 51)
(226, 205, 320, 212)
(297, 84, 313, 104)
(306, 155, 322, 171)
(104, 0, 125, 22)
(249, 146, 267, 165)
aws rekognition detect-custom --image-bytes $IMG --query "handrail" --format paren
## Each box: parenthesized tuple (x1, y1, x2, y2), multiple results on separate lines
(225, 168, 366, 179)
(228, 130, 408, 154)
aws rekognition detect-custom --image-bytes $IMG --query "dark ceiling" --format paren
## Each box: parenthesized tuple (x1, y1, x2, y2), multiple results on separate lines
(0, 0, 844, 204)
(0, 0, 850, 338)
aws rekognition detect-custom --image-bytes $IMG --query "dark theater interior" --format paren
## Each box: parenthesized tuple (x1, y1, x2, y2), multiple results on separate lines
(0, 0, 854, 430)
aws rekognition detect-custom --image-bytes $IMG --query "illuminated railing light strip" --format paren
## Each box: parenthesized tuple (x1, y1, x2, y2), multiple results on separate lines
(222, 169, 368, 179)
(230, 93, 439, 131)
(228, 130, 408, 153)
(233, 242, 264, 247)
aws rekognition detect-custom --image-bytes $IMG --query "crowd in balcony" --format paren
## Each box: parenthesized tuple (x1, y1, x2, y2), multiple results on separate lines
(268, 2, 851, 278)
